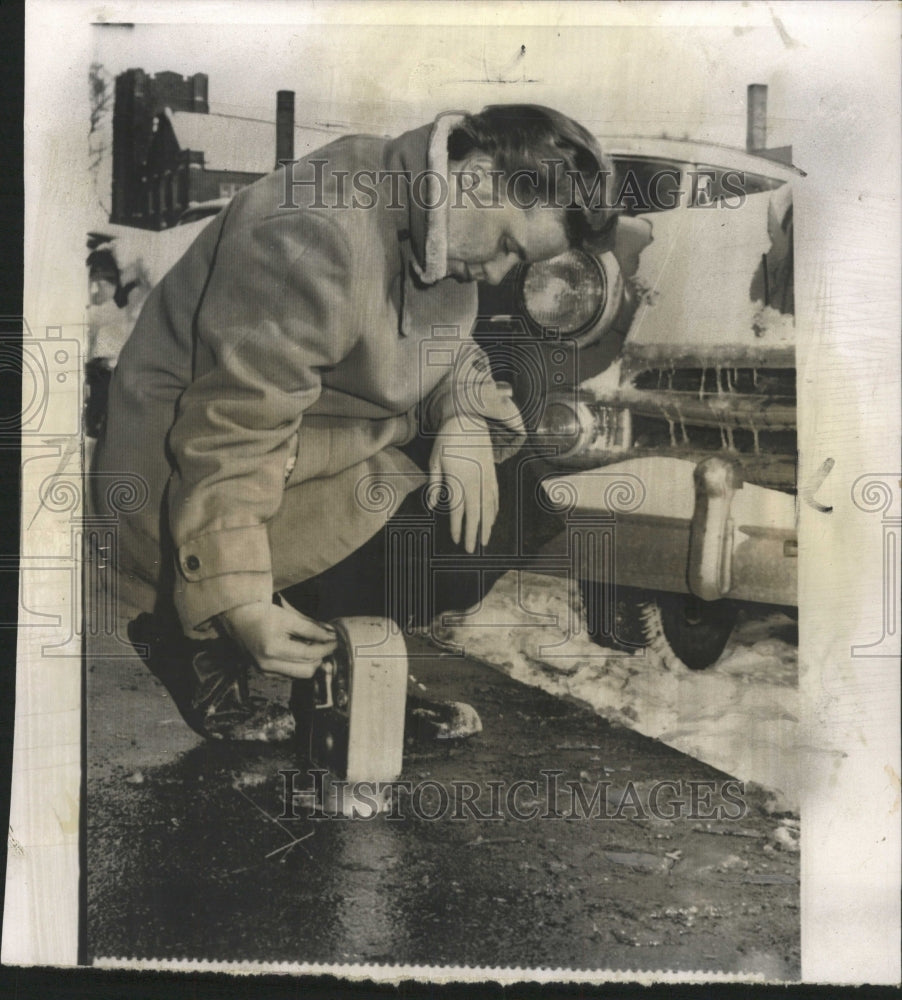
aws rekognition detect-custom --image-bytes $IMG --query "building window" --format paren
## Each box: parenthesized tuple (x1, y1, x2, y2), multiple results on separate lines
(218, 182, 243, 199)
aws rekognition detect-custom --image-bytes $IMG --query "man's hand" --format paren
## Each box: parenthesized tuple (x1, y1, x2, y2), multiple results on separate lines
(218, 598, 338, 679)
(482, 387, 527, 463)
(427, 415, 499, 553)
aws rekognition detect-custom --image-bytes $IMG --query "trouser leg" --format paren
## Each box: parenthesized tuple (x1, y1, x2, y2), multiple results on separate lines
(279, 481, 511, 627)
(279, 438, 564, 628)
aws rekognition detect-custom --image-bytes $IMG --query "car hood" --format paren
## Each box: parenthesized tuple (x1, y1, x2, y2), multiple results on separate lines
(623, 189, 794, 362)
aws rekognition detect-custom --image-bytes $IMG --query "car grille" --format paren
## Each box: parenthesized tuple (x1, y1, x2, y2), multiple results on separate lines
(619, 346, 796, 491)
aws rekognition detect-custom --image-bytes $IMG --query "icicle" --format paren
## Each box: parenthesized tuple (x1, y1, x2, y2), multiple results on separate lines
(719, 422, 728, 449)
(667, 417, 677, 447)
(726, 425, 735, 450)
(751, 423, 760, 454)
(752, 367, 759, 388)
(670, 401, 688, 445)
(715, 365, 724, 396)
(699, 366, 707, 401)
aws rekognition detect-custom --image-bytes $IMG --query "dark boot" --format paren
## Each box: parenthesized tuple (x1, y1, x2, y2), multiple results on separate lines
(288, 658, 483, 763)
(405, 691, 483, 742)
(127, 613, 294, 742)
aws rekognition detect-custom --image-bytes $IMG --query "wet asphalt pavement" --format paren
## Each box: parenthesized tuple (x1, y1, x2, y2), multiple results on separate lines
(86, 629, 800, 977)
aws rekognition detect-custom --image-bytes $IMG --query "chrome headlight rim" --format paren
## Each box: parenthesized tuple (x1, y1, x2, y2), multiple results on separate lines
(516, 249, 623, 348)
(534, 391, 633, 460)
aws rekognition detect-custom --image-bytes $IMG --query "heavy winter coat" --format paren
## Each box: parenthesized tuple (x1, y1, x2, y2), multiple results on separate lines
(94, 116, 517, 636)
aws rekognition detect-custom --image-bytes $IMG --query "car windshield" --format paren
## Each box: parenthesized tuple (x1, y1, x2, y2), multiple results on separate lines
(611, 157, 682, 215)
(611, 155, 786, 215)
(693, 166, 784, 208)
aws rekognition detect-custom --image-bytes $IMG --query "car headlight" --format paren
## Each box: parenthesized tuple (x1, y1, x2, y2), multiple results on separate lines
(518, 250, 623, 347)
(534, 393, 632, 459)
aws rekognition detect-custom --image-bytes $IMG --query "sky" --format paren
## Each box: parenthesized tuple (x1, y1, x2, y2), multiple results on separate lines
(86, 13, 814, 225)
(91, 18, 803, 149)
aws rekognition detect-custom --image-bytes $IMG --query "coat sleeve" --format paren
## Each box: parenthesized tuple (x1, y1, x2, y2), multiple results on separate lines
(167, 208, 356, 633)
(421, 340, 527, 462)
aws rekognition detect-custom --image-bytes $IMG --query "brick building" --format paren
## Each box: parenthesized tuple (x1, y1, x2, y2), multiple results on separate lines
(111, 69, 296, 230)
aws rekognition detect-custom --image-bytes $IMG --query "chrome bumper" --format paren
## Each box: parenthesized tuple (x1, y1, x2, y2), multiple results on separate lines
(537, 455, 797, 607)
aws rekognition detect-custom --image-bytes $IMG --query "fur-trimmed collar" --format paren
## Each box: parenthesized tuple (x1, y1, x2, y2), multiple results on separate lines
(409, 112, 466, 285)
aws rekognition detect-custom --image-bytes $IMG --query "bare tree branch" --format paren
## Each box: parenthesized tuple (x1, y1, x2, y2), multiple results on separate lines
(88, 62, 113, 216)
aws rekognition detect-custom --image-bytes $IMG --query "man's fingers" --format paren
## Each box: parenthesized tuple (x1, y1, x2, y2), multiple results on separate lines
(275, 596, 337, 642)
(433, 427, 499, 552)
(221, 601, 340, 681)
(480, 497, 493, 548)
(267, 631, 337, 664)
(443, 464, 464, 546)
(285, 619, 336, 643)
(480, 467, 498, 548)
(445, 457, 497, 553)
(463, 466, 489, 554)
(464, 487, 479, 553)
(427, 461, 441, 510)
(257, 657, 322, 681)
(449, 497, 463, 546)
(286, 634, 339, 656)
(258, 627, 338, 680)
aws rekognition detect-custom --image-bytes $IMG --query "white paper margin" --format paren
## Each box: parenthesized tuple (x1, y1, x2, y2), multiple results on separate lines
(5, 0, 900, 984)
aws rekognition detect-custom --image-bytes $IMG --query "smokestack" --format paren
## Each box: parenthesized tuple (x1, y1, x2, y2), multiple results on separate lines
(276, 90, 295, 167)
(191, 73, 209, 113)
(747, 84, 767, 152)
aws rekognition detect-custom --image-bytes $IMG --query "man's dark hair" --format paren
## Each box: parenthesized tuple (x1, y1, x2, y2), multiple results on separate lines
(448, 104, 618, 248)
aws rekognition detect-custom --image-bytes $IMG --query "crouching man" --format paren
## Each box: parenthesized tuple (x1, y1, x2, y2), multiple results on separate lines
(93, 104, 616, 740)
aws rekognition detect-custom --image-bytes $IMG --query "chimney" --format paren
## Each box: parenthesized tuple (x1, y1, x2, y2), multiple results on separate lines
(276, 90, 295, 167)
(747, 83, 767, 152)
(191, 73, 209, 113)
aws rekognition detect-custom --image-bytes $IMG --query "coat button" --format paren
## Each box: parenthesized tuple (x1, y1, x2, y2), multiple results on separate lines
(185, 555, 200, 572)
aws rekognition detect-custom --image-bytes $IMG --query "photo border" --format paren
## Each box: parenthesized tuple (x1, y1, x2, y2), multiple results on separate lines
(4, 0, 900, 986)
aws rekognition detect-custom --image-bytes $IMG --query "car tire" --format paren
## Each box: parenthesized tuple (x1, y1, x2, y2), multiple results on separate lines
(582, 582, 738, 671)
(637, 591, 738, 670)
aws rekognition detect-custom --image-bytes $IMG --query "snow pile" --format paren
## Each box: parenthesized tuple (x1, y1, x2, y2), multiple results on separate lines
(751, 303, 794, 342)
(434, 570, 802, 811)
